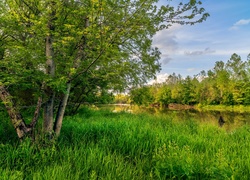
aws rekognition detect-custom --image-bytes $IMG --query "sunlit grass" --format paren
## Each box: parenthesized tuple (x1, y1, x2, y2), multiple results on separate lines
(1, 108, 250, 179)
(197, 104, 250, 113)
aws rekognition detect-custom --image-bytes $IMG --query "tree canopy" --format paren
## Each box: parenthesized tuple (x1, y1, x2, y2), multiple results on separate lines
(0, 0, 209, 140)
(130, 53, 250, 107)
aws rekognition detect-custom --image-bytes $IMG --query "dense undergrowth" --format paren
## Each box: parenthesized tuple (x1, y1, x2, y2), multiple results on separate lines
(1, 107, 250, 179)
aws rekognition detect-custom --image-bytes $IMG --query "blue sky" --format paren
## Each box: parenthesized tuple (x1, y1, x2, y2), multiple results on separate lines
(151, 0, 250, 83)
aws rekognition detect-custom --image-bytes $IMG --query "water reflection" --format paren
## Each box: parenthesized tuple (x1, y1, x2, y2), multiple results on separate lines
(218, 116, 225, 127)
(97, 105, 250, 131)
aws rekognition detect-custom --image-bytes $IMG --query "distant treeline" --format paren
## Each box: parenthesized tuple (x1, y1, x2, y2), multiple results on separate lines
(130, 53, 250, 107)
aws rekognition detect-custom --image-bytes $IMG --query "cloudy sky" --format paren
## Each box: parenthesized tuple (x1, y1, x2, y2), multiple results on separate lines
(151, 0, 250, 83)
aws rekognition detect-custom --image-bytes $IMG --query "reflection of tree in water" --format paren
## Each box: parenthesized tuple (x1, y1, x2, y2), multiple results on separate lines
(219, 111, 249, 130)
(99, 105, 250, 130)
(164, 109, 250, 131)
(218, 116, 225, 127)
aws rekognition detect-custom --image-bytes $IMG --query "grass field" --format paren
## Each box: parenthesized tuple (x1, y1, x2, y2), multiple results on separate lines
(1, 107, 250, 179)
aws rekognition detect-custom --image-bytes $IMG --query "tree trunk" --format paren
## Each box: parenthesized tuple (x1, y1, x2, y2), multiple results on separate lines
(43, 93, 55, 133)
(0, 86, 30, 140)
(54, 82, 71, 137)
(29, 97, 42, 140)
(43, 2, 56, 134)
(43, 35, 55, 134)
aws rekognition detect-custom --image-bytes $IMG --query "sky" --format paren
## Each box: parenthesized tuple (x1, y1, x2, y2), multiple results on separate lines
(150, 0, 250, 83)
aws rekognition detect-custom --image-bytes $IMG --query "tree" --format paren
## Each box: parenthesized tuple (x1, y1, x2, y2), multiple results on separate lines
(244, 54, 250, 105)
(225, 54, 247, 105)
(226, 53, 247, 81)
(155, 84, 172, 106)
(213, 61, 230, 104)
(130, 86, 155, 106)
(0, 0, 209, 141)
(171, 76, 197, 105)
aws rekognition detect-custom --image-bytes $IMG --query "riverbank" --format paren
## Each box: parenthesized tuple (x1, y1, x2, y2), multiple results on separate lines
(166, 103, 250, 113)
(101, 103, 250, 114)
(196, 104, 250, 112)
(1, 108, 250, 179)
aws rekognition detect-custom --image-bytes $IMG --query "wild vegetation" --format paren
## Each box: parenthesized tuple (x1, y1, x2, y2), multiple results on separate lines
(0, 0, 209, 141)
(1, 108, 250, 179)
(130, 53, 250, 107)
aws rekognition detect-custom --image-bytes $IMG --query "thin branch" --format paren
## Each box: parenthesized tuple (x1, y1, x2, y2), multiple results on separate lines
(28, 97, 42, 128)
(69, 1, 149, 82)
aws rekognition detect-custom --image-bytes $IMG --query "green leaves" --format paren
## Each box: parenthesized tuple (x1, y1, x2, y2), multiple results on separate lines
(0, 0, 210, 108)
(190, 0, 197, 6)
(130, 53, 250, 107)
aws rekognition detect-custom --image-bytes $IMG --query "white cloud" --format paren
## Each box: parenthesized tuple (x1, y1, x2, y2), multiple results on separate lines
(148, 73, 169, 85)
(160, 54, 172, 65)
(230, 19, 250, 30)
(184, 47, 215, 56)
(187, 68, 196, 73)
(153, 24, 182, 64)
(235, 19, 250, 26)
(153, 30, 178, 52)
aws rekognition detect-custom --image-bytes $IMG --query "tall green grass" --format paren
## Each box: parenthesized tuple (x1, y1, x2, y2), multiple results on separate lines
(197, 104, 250, 113)
(1, 107, 250, 179)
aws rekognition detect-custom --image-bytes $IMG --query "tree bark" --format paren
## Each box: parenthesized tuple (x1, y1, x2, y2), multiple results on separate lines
(43, 2, 56, 134)
(30, 97, 42, 129)
(43, 92, 55, 133)
(28, 96, 42, 140)
(0, 86, 30, 140)
(54, 82, 71, 137)
(43, 35, 55, 133)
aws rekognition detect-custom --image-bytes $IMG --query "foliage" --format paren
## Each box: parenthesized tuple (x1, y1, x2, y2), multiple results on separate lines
(1, 109, 250, 179)
(155, 84, 172, 106)
(130, 86, 155, 106)
(130, 53, 250, 107)
(114, 94, 130, 104)
(0, 0, 209, 139)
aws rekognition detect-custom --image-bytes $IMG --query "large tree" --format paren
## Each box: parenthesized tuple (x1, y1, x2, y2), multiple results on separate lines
(0, 0, 209, 140)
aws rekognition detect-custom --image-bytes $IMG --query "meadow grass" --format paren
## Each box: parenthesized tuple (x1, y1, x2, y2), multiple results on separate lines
(1, 107, 250, 179)
(196, 104, 250, 113)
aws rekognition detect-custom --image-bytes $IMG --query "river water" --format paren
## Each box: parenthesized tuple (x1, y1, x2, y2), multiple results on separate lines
(98, 104, 250, 131)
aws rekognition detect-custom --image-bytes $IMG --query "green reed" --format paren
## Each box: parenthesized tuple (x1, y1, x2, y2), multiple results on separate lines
(1, 108, 250, 179)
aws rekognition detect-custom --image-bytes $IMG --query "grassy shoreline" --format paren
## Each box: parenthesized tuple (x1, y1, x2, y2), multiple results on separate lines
(195, 104, 250, 112)
(1, 108, 250, 179)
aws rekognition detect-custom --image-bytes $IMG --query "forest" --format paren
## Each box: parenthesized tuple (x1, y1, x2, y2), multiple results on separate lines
(2, 0, 250, 179)
(130, 53, 250, 107)
(0, 0, 209, 140)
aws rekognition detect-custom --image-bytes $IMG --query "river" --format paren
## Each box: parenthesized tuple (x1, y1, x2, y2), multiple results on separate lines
(98, 104, 250, 131)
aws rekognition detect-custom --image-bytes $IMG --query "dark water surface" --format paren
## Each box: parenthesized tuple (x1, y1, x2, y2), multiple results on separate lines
(98, 104, 250, 131)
